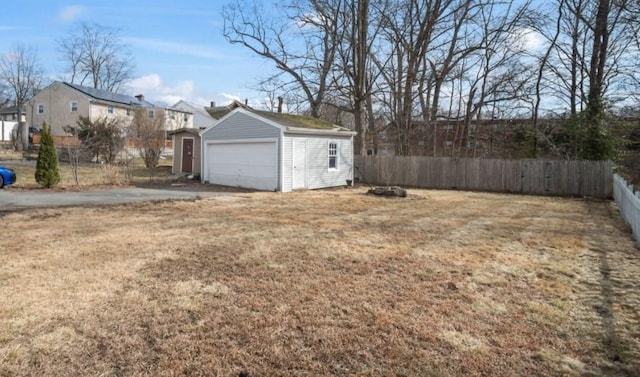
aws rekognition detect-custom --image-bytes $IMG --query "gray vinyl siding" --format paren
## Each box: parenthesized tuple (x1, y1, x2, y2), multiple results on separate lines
(201, 111, 280, 141)
(283, 134, 353, 191)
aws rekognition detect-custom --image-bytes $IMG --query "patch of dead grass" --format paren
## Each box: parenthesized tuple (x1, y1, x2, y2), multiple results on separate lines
(0, 189, 639, 376)
(3, 161, 173, 190)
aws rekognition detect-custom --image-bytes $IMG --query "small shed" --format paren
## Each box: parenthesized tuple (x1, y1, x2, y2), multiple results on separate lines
(201, 108, 356, 192)
(169, 128, 201, 176)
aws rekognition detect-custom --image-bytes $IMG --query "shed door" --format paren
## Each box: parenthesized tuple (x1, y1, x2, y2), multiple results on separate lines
(182, 138, 194, 173)
(206, 141, 278, 191)
(293, 140, 306, 189)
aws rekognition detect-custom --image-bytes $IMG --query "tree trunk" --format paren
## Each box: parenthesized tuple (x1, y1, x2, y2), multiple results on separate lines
(18, 122, 28, 151)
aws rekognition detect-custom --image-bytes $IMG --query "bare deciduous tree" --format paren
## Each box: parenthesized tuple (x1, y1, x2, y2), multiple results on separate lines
(59, 23, 135, 93)
(131, 108, 166, 174)
(332, 0, 380, 155)
(0, 43, 44, 151)
(222, 0, 340, 119)
(220, 0, 639, 159)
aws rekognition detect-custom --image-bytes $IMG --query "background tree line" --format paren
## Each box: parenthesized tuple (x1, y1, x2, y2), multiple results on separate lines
(222, 0, 640, 170)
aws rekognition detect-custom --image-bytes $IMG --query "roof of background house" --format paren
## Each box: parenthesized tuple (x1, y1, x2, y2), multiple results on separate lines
(205, 100, 249, 119)
(173, 100, 216, 120)
(0, 105, 25, 115)
(62, 82, 157, 107)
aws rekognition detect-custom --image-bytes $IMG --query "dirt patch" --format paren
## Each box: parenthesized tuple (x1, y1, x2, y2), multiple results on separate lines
(0, 189, 638, 376)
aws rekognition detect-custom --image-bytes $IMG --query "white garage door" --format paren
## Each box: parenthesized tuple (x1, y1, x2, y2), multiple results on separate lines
(206, 141, 278, 191)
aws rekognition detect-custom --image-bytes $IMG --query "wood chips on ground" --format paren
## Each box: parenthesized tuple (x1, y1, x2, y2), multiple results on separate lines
(0, 188, 639, 376)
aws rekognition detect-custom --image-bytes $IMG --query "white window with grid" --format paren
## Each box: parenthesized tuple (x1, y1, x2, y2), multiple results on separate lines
(328, 141, 338, 170)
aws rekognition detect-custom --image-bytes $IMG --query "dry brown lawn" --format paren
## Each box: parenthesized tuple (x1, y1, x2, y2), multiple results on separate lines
(2, 159, 173, 189)
(1, 188, 639, 376)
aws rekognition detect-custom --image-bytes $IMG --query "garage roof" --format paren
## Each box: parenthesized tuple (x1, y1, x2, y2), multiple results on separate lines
(253, 110, 343, 131)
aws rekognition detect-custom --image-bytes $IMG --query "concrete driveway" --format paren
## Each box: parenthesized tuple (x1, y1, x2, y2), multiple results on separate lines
(0, 186, 229, 211)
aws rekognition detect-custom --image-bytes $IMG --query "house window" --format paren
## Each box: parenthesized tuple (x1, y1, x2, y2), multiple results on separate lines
(328, 142, 338, 170)
(38, 104, 44, 114)
(70, 101, 78, 112)
(169, 111, 175, 120)
(148, 110, 154, 118)
(126, 108, 131, 116)
(107, 105, 114, 114)
(183, 113, 189, 122)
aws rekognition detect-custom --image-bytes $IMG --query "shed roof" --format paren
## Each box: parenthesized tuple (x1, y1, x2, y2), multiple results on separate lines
(167, 127, 201, 136)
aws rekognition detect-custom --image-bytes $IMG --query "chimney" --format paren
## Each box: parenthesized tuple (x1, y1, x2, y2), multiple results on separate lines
(244, 98, 248, 106)
(277, 96, 283, 113)
(135, 94, 144, 102)
(210, 101, 216, 108)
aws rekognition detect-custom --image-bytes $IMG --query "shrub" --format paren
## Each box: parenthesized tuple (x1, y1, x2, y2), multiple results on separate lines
(34, 122, 61, 188)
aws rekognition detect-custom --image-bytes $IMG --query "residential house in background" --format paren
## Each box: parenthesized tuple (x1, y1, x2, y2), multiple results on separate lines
(0, 105, 25, 122)
(173, 100, 217, 129)
(26, 81, 193, 137)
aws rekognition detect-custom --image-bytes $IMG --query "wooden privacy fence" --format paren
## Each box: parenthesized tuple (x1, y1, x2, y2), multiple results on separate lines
(355, 156, 613, 198)
(613, 175, 640, 247)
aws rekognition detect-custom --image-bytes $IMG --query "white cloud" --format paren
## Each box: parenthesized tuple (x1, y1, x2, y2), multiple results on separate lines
(126, 73, 234, 108)
(221, 93, 242, 103)
(124, 37, 222, 59)
(511, 27, 543, 52)
(59, 5, 85, 22)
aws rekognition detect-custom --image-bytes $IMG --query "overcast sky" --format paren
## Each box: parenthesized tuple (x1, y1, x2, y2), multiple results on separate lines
(0, 1, 274, 107)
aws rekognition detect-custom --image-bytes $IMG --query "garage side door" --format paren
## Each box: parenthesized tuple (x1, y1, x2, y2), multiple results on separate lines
(206, 141, 278, 191)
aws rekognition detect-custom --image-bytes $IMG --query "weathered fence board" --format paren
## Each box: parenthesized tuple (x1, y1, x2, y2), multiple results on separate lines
(355, 156, 613, 198)
(613, 175, 640, 247)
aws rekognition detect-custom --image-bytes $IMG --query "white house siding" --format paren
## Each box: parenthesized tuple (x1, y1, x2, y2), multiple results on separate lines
(282, 133, 353, 192)
(164, 109, 193, 131)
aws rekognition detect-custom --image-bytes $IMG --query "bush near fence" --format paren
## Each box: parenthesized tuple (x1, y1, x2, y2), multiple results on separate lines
(355, 156, 613, 198)
(613, 174, 640, 247)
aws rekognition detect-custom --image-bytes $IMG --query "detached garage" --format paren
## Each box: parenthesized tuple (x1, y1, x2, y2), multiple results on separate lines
(201, 108, 356, 192)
